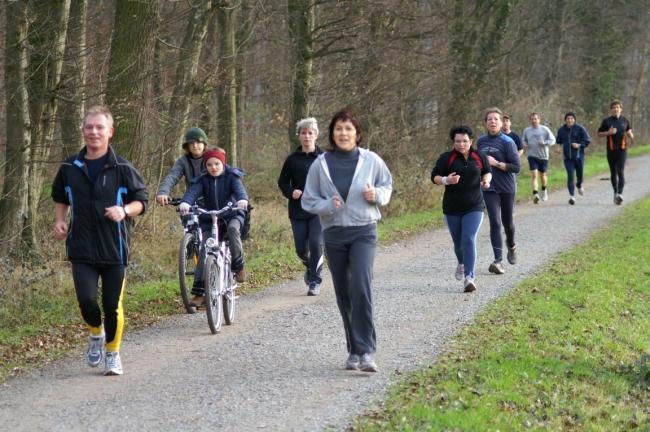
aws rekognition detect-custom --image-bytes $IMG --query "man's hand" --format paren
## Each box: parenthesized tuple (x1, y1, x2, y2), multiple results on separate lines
(53, 221, 68, 240)
(236, 200, 248, 211)
(609, 127, 617, 135)
(571, 142, 580, 149)
(105, 205, 126, 222)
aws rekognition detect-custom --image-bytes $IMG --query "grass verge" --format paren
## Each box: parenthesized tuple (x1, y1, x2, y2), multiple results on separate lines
(354, 197, 650, 431)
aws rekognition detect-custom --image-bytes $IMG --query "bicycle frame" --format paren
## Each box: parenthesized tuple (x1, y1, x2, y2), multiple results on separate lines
(195, 204, 237, 293)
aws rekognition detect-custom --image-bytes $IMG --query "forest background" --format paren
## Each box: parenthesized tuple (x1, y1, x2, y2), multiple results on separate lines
(0, 0, 649, 311)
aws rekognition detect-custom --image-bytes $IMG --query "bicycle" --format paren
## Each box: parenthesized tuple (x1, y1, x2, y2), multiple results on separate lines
(186, 203, 239, 334)
(169, 198, 202, 314)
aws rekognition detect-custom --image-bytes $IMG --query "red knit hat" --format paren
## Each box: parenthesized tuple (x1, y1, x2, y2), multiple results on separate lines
(203, 148, 226, 165)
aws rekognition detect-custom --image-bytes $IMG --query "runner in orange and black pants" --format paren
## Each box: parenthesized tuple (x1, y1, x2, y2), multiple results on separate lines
(597, 100, 634, 205)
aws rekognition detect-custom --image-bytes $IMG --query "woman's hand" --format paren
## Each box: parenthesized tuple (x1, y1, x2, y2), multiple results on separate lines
(333, 196, 342, 209)
(292, 189, 303, 199)
(363, 183, 376, 203)
(446, 172, 461, 185)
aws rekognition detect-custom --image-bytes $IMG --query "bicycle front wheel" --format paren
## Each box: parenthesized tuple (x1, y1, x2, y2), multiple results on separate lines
(223, 267, 236, 325)
(204, 255, 223, 334)
(178, 232, 198, 314)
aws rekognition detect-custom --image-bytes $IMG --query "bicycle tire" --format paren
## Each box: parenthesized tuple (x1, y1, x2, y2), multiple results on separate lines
(178, 232, 198, 314)
(223, 266, 236, 325)
(204, 255, 224, 334)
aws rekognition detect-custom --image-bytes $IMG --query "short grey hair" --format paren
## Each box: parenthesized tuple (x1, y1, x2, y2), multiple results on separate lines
(295, 117, 319, 136)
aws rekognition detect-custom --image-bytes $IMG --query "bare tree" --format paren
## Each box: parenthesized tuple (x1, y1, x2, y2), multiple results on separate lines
(0, 1, 31, 256)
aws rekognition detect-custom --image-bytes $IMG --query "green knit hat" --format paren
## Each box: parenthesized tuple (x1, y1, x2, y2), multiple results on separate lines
(182, 127, 208, 149)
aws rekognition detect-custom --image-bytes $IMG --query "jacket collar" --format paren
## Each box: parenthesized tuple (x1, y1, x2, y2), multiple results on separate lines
(75, 145, 118, 167)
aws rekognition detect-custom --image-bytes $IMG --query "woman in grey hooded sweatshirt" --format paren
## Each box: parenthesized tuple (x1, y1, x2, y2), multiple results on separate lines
(302, 109, 392, 373)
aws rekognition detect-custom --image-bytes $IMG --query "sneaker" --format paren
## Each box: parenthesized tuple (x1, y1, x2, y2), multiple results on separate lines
(541, 189, 548, 201)
(615, 194, 623, 205)
(533, 193, 540, 204)
(454, 263, 464, 281)
(507, 246, 517, 265)
(463, 277, 477, 293)
(577, 187, 584, 196)
(359, 353, 378, 372)
(488, 261, 505, 274)
(307, 282, 320, 296)
(235, 269, 246, 283)
(104, 351, 123, 376)
(568, 196, 576, 205)
(85, 333, 105, 368)
(345, 354, 360, 370)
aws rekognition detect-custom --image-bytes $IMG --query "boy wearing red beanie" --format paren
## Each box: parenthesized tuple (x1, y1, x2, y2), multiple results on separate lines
(179, 148, 249, 307)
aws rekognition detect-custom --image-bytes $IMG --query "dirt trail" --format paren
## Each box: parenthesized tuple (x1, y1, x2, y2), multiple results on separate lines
(2, 155, 649, 432)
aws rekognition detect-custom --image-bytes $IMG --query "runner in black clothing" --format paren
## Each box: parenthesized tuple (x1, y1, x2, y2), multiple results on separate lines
(431, 125, 492, 292)
(502, 114, 524, 156)
(52, 105, 148, 376)
(597, 100, 634, 205)
(278, 118, 325, 296)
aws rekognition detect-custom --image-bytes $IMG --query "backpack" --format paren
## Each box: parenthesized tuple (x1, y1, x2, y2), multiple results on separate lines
(447, 150, 484, 172)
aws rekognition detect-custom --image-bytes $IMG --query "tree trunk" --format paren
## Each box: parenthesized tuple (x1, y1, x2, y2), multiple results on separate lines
(163, 0, 213, 167)
(60, 0, 88, 158)
(25, 0, 72, 252)
(0, 1, 31, 256)
(105, 0, 159, 165)
(287, 0, 314, 150)
(216, 3, 239, 164)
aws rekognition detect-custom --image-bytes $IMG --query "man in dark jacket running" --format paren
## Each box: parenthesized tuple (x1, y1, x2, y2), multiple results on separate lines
(555, 112, 591, 205)
(52, 105, 148, 376)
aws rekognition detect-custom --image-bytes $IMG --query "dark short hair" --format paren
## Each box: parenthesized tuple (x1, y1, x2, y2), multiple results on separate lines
(328, 109, 363, 148)
(484, 107, 502, 122)
(449, 125, 474, 141)
(502, 114, 510, 120)
(610, 100, 622, 109)
(529, 112, 540, 119)
(564, 111, 576, 120)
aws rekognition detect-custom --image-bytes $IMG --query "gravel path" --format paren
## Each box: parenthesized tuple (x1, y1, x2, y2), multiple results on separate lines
(2, 155, 650, 432)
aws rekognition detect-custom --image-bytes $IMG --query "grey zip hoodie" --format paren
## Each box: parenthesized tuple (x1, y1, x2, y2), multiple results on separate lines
(301, 147, 392, 230)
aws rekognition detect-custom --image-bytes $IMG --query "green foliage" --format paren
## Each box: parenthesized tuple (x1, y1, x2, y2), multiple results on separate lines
(355, 197, 650, 431)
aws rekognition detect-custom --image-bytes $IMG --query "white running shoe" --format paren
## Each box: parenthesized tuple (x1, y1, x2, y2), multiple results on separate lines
(85, 333, 105, 368)
(541, 189, 548, 201)
(455, 263, 464, 281)
(463, 277, 477, 292)
(577, 187, 584, 196)
(104, 351, 123, 376)
(568, 196, 576, 205)
(616, 194, 623, 205)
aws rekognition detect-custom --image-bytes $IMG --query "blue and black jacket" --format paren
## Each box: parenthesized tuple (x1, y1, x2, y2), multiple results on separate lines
(181, 166, 248, 232)
(556, 123, 591, 160)
(51, 146, 149, 266)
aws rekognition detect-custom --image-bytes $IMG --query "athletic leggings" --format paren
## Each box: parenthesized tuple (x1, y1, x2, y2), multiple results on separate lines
(324, 224, 377, 356)
(482, 192, 516, 262)
(563, 158, 584, 196)
(607, 150, 627, 194)
(444, 211, 484, 279)
(71, 263, 126, 352)
(290, 216, 323, 284)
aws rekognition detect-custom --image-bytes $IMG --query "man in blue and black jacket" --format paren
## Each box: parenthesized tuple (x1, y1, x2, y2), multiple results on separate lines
(52, 105, 148, 376)
(556, 112, 591, 205)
